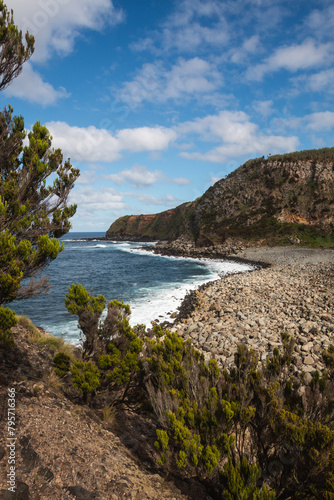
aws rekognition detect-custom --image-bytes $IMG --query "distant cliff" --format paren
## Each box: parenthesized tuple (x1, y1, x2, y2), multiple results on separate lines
(106, 147, 334, 247)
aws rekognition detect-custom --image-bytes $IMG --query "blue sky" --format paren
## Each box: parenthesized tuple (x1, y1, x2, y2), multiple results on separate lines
(2, 0, 334, 231)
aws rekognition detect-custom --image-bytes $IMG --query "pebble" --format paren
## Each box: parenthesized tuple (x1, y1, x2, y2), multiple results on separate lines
(173, 254, 333, 377)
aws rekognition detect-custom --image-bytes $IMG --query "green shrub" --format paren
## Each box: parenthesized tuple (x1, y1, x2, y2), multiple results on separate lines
(0, 307, 16, 346)
(70, 361, 101, 395)
(53, 352, 71, 377)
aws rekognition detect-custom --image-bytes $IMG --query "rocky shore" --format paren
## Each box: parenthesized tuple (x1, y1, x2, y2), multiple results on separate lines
(167, 246, 334, 383)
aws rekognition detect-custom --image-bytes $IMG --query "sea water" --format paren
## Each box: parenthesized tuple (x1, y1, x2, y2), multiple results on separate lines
(11, 232, 255, 345)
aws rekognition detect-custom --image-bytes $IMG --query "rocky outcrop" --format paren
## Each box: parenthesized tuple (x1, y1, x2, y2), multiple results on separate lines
(106, 147, 334, 245)
(106, 202, 195, 241)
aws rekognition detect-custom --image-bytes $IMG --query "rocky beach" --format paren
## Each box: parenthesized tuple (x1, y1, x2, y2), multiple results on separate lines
(167, 246, 334, 382)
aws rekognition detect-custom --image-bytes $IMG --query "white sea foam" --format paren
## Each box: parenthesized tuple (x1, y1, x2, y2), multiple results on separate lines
(128, 257, 254, 328)
(45, 240, 255, 342)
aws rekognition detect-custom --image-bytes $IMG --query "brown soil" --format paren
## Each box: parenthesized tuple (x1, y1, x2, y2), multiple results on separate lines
(0, 326, 209, 500)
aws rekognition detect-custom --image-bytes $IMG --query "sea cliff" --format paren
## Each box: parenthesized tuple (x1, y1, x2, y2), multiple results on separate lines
(106, 147, 334, 249)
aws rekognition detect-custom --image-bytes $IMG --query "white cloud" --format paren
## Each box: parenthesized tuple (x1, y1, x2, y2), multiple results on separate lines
(4, 0, 124, 105)
(127, 193, 180, 207)
(107, 165, 165, 188)
(7, 0, 124, 63)
(306, 112, 334, 131)
(305, 5, 334, 40)
(116, 57, 222, 106)
(76, 170, 97, 185)
(178, 110, 299, 163)
(277, 111, 334, 133)
(252, 100, 274, 117)
(170, 177, 192, 186)
(210, 176, 222, 185)
(4, 63, 69, 105)
(247, 39, 334, 80)
(131, 0, 229, 54)
(70, 186, 127, 212)
(230, 35, 261, 64)
(307, 68, 334, 93)
(106, 165, 192, 188)
(116, 127, 177, 152)
(45, 122, 177, 162)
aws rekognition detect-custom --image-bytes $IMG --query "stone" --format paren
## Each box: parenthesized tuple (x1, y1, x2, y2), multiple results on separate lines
(303, 355, 314, 365)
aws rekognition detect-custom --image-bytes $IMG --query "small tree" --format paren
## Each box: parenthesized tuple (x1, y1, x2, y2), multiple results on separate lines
(0, 1, 34, 90)
(0, 1, 79, 344)
(65, 284, 106, 355)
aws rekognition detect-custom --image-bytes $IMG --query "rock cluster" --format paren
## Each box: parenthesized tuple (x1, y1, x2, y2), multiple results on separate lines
(150, 237, 249, 259)
(170, 254, 334, 383)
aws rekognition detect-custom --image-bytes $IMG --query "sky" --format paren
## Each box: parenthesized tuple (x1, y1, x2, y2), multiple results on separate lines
(2, 0, 334, 232)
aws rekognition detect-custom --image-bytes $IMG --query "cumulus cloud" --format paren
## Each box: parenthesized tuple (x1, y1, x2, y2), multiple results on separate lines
(306, 69, 334, 93)
(70, 186, 127, 212)
(277, 111, 334, 133)
(45, 122, 177, 162)
(7, 0, 124, 63)
(127, 193, 180, 207)
(107, 165, 165, 188)
(116, 57, 222, 106)
(230, 35, 261, 64)
(130, 0, 229, 54)
(4, 62, 69, 105)
(178, 110, 299, 163)
(106, 165, 192, 188)
(247, 39, 334, 80)
(305, 5, 334, 40)
(5, 0, 124, 104)
(116, 127, 177, 152)
(305, 112, 334, 131)
(170, 177, 192, 185)
(252, 100, 274, 117)
(76, 170, 97, 185)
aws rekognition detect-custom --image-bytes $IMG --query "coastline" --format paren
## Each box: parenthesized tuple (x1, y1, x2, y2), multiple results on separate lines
(165, 246, 334, 381)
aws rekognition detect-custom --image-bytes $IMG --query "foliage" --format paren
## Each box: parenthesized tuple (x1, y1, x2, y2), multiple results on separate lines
(65, 284, 106, 355)
(144, 331, 334, 498)
(53, 352, 71, 377)
(0, 306, 16, 346)
(70, 361, 101, 395)
(0, 2, 79, 344)
(65, 285, 145, 407)
(0, 1, 34, 90)
(61, 289, 334, 498)
(226, 216, 334, 247)
(0, 111, 80, 305)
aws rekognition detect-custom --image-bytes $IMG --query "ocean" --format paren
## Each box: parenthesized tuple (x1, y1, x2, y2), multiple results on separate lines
(11, 232, 255, 345)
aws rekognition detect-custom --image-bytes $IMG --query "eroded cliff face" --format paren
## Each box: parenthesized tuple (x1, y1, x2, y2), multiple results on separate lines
(105, 202, 195, 241)
(106, 148, 334, 245)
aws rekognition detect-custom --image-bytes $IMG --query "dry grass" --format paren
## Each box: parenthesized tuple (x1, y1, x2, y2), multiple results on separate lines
(48, 370, 64, 394)
(102, 404, 116, 423)
(16, 315, 78, 361)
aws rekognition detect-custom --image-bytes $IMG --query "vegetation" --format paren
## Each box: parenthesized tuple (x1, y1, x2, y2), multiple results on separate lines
(0, 0, 34, 90)
(53, 352, 71, 377)
(0, 2, 79, 346)
(227, 216, 334, 247)
(61, 288, 334, 499)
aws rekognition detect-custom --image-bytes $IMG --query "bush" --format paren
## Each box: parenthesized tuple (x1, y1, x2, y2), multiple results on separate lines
(53, 352, 71, 377)
(144, 332, 334, 498)
(70, 361, 101, 396)
(0, 307, 16, 346)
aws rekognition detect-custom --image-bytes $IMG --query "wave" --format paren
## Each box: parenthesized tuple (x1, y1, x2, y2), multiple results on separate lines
(129, 259, 255, 328)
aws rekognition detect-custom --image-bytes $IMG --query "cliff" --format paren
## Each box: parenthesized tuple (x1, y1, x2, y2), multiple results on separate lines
(106, 147, 334, 247)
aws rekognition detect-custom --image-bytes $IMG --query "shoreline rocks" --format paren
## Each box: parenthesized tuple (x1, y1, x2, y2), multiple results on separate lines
(165, 246, 334, 379)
